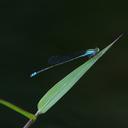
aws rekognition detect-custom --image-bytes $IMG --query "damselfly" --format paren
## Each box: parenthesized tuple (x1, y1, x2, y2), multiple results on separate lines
(30, 48, 99, 78)
(30, 34, 123, 78)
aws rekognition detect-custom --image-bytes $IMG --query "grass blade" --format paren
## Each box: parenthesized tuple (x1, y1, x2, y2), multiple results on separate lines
(37, 35, 122, 114)
(0, 99, 36, 120)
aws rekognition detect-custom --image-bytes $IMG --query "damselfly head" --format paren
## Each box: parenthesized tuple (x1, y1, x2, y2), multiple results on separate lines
(82, 47, 100, 57)
(94, 47, 100, 53)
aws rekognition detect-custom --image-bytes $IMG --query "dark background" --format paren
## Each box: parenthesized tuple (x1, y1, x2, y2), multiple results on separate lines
(0, 0, 128, 128)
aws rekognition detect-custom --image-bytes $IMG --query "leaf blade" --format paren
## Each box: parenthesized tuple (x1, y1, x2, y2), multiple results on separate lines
(37, 37, 121, 114)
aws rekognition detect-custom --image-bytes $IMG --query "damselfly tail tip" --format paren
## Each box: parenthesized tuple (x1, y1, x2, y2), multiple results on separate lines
(30, 72, 37, 78)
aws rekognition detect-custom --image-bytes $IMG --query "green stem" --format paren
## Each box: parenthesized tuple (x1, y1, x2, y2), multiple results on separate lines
(23, 112, 39, 128)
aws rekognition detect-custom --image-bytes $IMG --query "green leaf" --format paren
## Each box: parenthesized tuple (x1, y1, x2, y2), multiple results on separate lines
(37, 35, 122, 114)
(0, 99, 36, 120)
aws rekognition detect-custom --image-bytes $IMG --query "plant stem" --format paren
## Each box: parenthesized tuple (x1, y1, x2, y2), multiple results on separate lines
(23, 112, 39, 128)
